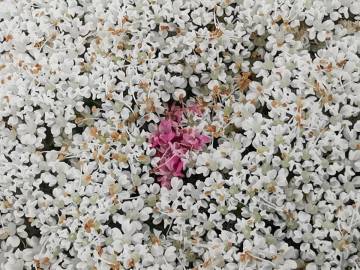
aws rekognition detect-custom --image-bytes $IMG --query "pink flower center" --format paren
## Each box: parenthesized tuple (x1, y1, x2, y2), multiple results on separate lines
(149, 105, 210, 188)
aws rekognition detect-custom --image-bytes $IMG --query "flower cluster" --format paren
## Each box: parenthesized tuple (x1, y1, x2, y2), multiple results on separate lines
(150, 105, 210, 187)
(0, 0, 360, 269)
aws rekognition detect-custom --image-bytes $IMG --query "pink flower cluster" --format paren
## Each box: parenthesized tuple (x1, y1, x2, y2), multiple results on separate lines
(150, 105, 210, 188)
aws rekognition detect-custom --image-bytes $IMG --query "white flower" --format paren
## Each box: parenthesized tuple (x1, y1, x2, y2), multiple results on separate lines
(306, 263, 317, 270)
(279, 260, 298, 270)
(20, 133, 37, 145)
(3, 256, 23, 270)
(164, 246, 177, 262)
(349, 150, 360, 172)
(173, 89, 186, 101)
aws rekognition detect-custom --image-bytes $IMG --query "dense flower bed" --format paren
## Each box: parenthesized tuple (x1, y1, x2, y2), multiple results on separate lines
(1, 0, 360, 269)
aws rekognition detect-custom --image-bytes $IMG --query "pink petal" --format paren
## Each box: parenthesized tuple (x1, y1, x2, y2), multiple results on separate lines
(159, 119, 175, 133)
(159, 132, 175, 143)
(165, 155, 178, 170)
(198, 135, 211, 147)
(174, 159, 184, 176)
(188, 102, 203, 116)
(156, 162, 171, 175)
(150, 135, 161, 147)
(158, 175, 171, 188)
(200, 135, 211, 143)
(167, 105, 184, 123)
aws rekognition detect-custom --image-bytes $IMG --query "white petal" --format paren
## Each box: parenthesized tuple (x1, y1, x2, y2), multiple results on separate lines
(7, 235, 20, 247)
(283, 260, 298, 269)
(121, 108, 130, 119)
(151, 245, 164, 257)
(112, 240, 123, 253)
(142, 253, 154, 266)
(164, 246, 177, 262)
(20, 134, 36, 145)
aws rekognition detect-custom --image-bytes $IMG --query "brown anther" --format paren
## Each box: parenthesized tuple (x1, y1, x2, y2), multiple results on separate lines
(84, 219, 95, 233)
(4, 35, 13, 42)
